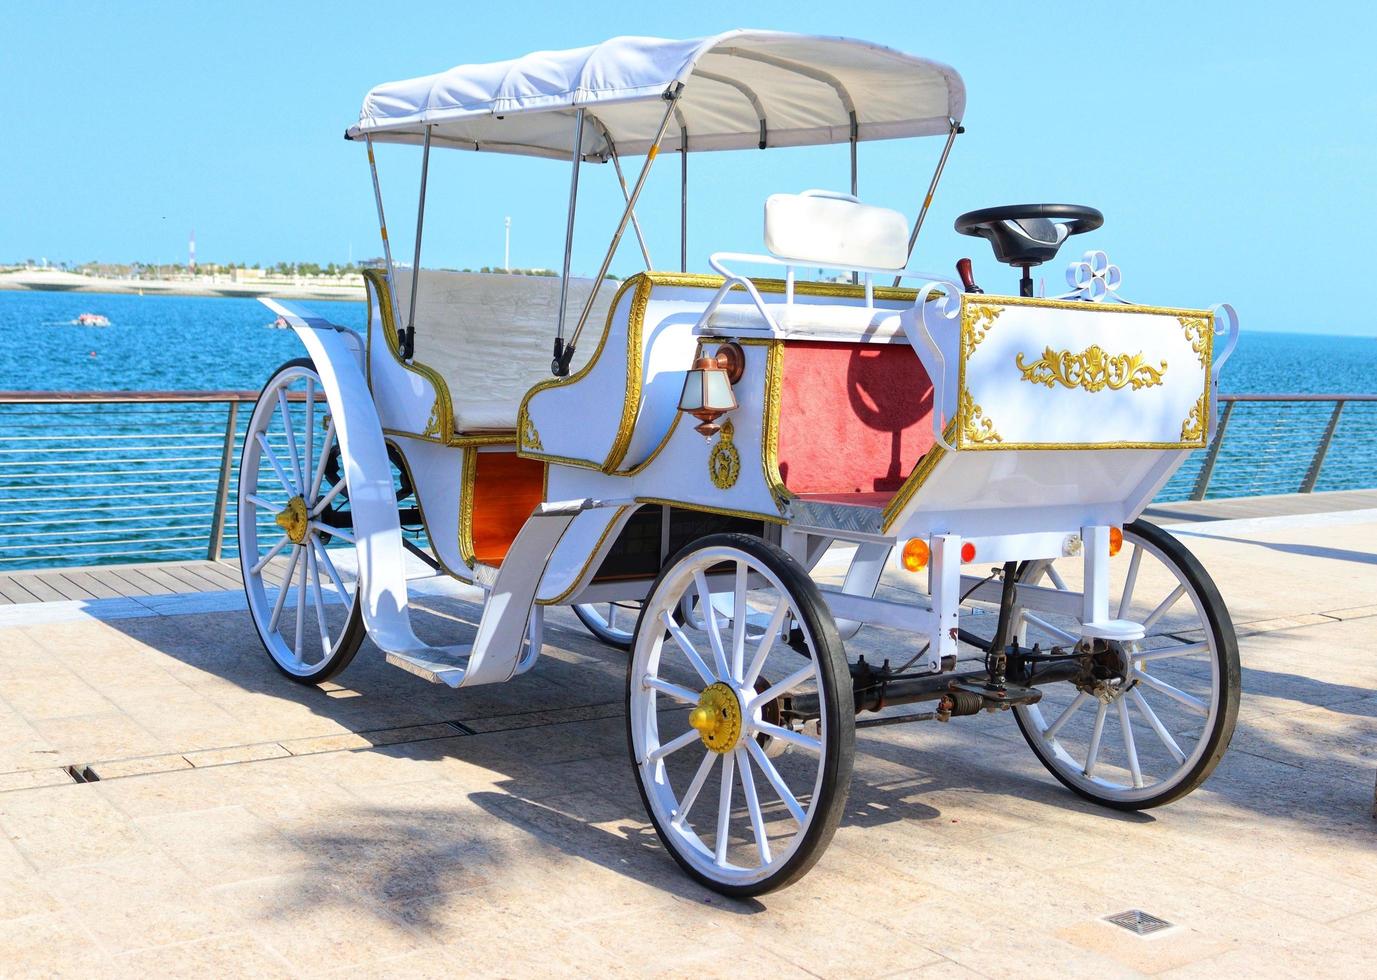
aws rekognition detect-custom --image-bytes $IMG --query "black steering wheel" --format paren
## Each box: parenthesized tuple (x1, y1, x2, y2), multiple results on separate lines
(954, 204, 1103, 268)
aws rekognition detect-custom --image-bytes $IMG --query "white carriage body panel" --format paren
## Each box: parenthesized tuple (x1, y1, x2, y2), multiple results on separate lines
(952, 297, 1212, 451)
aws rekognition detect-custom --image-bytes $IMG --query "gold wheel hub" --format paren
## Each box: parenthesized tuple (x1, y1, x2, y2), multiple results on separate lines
(275, 496, 309, 545)
(688, 682, 742, 753)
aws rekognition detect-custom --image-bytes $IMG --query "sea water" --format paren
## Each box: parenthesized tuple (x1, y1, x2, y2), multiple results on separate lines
(0, 290, 1373, 568)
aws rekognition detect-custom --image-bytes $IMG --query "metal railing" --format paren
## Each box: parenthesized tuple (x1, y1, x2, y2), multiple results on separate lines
(1158, 394, 1377, 501)
(1, 390, 1374, 571)
(0, 391, 265, 568)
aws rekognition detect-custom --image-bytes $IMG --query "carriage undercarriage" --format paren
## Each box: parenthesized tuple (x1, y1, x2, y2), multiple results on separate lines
(238, 30, 1243, 896)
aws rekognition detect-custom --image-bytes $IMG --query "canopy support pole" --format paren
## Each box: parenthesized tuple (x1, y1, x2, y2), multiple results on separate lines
(680, 122, 688, 273)
(850, 111, 859, 283)
(554, 86, 682, 376)
(893, 120, 960, 288)
(606, 139, 653, 271)
(554, 109, 586, 374)
(365, 137, 401, 326)
(403, 124, 432, 360)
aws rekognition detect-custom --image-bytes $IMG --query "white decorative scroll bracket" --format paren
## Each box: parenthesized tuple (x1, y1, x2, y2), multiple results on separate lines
(1056, 249, 1128, 303)
(1208, 302, 1240, 435)
(901, 282, 961, 452)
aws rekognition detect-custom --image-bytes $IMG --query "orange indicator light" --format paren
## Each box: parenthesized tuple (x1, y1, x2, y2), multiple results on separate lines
(900, 538, 930, 572)
(961, 542, 976, 563)
(1109, 526, 1124, 557)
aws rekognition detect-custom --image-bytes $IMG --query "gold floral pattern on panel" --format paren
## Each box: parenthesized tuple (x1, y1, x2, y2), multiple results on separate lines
(708, 418, 741, 490)
(960, 389, 1002, 445)
(520, 414, 543, 452)
(1179, 316, 1211, 368)
(961, 304, 1002, 357)
(1180, 393, 1207, 443)
(1016, 345, 1167, 393)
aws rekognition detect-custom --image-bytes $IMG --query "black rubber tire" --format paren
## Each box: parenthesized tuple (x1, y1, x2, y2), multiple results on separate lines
(572, 602, 636, 651)
(626, 532, 855, 897)
(1012, 519, 1240, 809)
(238, 358, 366, 686)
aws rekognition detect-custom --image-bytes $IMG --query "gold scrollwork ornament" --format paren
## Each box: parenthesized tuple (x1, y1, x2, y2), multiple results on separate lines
(708, 418, 741, 489)
(521, 414, 543, 452)
(962, 304, 1002, 356)
(1016, 345, 1167, 392)
(422, 401, 443, 439)
(960, 390, 1002, 445)
(1179, 316, 1211, 368)
(1180, 393, 1208, 443)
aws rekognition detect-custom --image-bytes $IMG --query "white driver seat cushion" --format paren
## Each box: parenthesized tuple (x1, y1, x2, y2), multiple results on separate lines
(764, 193, 910, 271)
(706, 301, 904, 341)
(393, 270, 608, 432)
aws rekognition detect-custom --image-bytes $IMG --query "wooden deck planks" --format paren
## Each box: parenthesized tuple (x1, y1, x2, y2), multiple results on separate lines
(0, 558, 249, 605)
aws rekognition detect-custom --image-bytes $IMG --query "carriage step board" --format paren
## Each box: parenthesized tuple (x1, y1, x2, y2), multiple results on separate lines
(384, 647, 474, 686)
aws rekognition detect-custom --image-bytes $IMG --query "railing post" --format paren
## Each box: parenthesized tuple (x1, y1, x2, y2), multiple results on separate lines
(1300, 400, 1345, 493)
(207, 401, 239, 561)
(1190, 399, 1234, 500)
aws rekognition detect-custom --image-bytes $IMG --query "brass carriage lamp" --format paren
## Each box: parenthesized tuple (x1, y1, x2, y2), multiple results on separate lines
(678, 342, 745, 438)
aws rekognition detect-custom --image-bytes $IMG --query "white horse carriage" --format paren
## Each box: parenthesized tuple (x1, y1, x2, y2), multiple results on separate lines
(239, 32, 1242, 895)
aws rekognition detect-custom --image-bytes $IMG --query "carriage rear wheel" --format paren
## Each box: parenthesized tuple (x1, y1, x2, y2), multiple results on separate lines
(1011, 520, 1239, 808)
(237, 359, 364, 684)
(627, 533, 854, 896)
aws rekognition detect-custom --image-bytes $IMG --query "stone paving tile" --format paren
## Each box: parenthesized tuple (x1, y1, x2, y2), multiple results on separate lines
(136, 804, 317, 886)
(184, 741, 293, 768)
(110, 932, 298, 978)
(0, 783, 150, 872)
(85, 753, 194, 780)
(0, 911, 111, 977)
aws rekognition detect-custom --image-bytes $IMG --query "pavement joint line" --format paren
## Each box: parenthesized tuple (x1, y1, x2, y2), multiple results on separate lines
(0, 699, 625, 791)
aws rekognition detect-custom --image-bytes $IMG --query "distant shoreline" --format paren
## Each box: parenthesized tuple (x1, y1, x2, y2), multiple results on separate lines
(0, 270, 365, 303)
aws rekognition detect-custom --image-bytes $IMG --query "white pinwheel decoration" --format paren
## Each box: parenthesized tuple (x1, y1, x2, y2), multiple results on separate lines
(1064, 250, 1124, 302)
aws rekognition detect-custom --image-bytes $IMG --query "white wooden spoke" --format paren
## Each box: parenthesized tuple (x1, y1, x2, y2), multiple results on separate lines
(730, 562, 748, 681)
(314, 522, 354, 544)
(1130, 688, 1186, 764)
(251, 534, 291, 575)
(749, 663, 815, 712)
(309, 420, 335, 503)
(247, 494, 284, 512)
(1142, 584, 1187, 632)
(648, 728, 701, 763)
(277, 389, 305, 492)
(303, 379, 315, 502)
(1043, 690, 1090, 742)
(1136, 641, 1209, 664)
(714, 749, 736, 866)
(1116, 695, 1144, 788)
(753, 721, 821, 754)
(1135, 670, 1209, 716)
(268, 545, 302, 632)
(313, 537, 349, 600)
(294, 549, 307, 664)
(745, 736, 806, 825)
(1023, 611, 1079, 645)
(672, 750, 717, 829)
(255, 432, 298, 496)
(663, 611, 716, 686)
(310, 479, 346, 517)
(1084, 700, 1108, 777)
(1117, 545, 1143, 619)
(306, 544, 331, 657)
(736, 747, 771, 866)
(743, 599, 789, 689)
(644, 675, 700, 705)
(694, 570, 732, 681)
(1047, 566, 1069, 592)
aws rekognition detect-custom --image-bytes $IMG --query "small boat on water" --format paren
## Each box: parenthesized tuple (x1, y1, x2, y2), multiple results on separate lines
(265, 316, 290, 329)
(73, 313, 110, 327)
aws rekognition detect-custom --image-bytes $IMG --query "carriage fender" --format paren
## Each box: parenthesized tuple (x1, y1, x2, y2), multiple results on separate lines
(261, 299, 464, 661)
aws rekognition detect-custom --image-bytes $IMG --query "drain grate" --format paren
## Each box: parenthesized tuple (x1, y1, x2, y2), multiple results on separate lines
(1105, 910, 1173, 935)
(63, 765, 99, 784)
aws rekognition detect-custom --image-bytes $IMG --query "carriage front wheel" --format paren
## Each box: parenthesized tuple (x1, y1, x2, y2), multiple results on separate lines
(626, 533, 854, 896)
(1012, 519, 1240, 809)
(237, 359, 365, 684)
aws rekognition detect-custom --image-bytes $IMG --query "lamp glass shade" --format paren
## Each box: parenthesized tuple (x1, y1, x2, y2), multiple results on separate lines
(678, 364, 738, 414)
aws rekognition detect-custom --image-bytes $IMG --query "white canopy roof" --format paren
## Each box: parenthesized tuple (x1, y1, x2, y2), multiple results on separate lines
(348, 31, 965, 161)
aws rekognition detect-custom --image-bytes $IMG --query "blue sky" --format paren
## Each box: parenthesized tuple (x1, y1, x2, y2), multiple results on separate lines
(4, 1, 1374, 334)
